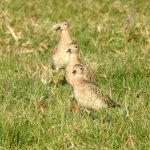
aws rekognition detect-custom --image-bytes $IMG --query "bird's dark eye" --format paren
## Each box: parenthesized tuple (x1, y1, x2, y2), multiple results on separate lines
(80, 68, 83, 70)
(65, 23, 67, 25)
(75, 46, 78, 48)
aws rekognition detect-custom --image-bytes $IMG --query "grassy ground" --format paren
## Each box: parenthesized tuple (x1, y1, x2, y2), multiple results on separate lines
(0, 0, 150, 149)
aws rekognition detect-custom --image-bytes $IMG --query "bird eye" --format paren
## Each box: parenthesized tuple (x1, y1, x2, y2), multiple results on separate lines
(75, 45, 78, 48)
(65, 23, 67, 25)
(80, 68, 83, 70)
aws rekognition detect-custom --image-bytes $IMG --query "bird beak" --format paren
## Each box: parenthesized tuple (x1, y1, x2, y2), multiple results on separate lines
(55, 26, 61, 31)
(72, 70, 76, 75)
(53, 23, 61, 31)
(66, 48, 71, 53)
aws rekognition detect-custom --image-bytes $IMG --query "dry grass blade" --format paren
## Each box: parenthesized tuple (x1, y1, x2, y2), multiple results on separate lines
(5, 23, 18, 42)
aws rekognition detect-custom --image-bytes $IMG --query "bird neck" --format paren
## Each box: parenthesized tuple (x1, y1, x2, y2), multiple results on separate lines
(60, 30, 72, 44)
(69, 53, 80, 65)
(73, 77, 84, 87)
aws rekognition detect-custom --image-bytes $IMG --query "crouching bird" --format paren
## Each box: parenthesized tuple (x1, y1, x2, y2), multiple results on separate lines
(72, 64, 121, 110)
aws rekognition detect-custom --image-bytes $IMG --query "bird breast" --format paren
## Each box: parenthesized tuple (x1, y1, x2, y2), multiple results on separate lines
(73, 83, 107, 110)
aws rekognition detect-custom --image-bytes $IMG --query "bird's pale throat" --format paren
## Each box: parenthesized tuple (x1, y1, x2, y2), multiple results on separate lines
(69, 53, 80, 65)
(60, 30, 72, 43)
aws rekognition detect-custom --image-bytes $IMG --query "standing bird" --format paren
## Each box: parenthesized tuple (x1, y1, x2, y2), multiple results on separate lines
(51, 21, 72, 71)
(65, 42, 93, 86)
(72, 64, 121, 110)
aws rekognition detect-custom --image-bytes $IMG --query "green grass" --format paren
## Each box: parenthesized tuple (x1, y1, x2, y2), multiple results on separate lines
(0, 0, 150, 149)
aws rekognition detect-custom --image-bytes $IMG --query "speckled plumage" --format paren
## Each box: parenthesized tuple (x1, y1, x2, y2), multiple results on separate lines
(72, 65, 121, 110)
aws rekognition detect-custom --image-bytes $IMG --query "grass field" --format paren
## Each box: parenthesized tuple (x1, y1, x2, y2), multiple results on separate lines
(0, 0, 150, 149)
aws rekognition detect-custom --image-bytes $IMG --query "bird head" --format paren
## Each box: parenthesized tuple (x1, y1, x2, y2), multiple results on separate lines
(72, 64, 84, 77)
(54, 21, 70, 31)
(66, 42, 79, 54)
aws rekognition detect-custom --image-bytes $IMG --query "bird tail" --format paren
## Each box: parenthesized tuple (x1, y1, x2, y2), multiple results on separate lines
(103, 95, 121, 108)
(106, 98, 121, 108)
(111, 101, 121, 108)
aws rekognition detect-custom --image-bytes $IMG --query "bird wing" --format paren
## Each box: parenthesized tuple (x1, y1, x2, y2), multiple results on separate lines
(81, 62, 94, 81)
(83, 81, 120, 107)
(83, 81, 100, 97)
(85, 65, 93, 80)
